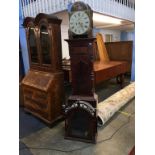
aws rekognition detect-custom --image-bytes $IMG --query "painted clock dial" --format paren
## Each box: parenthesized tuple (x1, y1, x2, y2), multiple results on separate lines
(69, 11, 90, 35)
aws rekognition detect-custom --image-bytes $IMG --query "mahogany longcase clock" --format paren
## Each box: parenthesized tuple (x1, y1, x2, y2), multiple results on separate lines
(22, 13, 64, 126)
(64, 2, 98, 143)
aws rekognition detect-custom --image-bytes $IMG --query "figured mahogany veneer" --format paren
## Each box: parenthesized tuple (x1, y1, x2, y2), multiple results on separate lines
(94, 61, 128, 85)
(105, 41, 133, 73)
(22, 13, 64, 126)
(64, 38, 98, 143)
(22, 70, 64, 125)
(62, 59, 128, 86)
(65, 95, 98, 143)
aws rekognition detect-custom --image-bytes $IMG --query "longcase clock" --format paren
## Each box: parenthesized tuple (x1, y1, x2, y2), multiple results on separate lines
(64, 2, 98, 143)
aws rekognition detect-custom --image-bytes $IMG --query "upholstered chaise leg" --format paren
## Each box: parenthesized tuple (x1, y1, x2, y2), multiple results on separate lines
(116, 74, 125, 88)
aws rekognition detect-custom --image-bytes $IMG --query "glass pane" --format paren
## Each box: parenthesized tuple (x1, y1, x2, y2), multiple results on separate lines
(29, 28, 38, 63)
(40, 25, 51, 65)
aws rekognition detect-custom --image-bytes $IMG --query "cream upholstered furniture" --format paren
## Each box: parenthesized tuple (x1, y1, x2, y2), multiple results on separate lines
(97, 82, 135, 126)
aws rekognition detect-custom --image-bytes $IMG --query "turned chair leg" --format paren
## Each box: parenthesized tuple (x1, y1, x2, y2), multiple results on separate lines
(116, 74, 125, 88)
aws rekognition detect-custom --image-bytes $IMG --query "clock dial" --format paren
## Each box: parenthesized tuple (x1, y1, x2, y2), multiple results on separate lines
(69, 11, 90, 35)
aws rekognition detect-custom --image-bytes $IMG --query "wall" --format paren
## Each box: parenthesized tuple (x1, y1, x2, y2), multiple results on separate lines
(93, 28, 121, 42)
(54, 11, 70, 59)
(60, 27, 121, 59)
(19, 0, 29, 74)
(121, 30, 135, 81)
(121, 30, 134, 41)
(61, 25, 69, 59)
(131, 32, 135, 81)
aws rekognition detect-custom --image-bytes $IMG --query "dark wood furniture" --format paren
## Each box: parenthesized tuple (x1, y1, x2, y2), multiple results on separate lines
(105, 41, 133, 73)
(19, 43, 25, 107)
(94, 33, 132, 87)
(64, 38, 98, 143)
(62, 60, 128, 86)
(129, 146, 135, 155)
(94, 61, 128, 85)
(63, 2, 129, 143)
(62, 59, 71, 83)
(22, 13, 64, 126)
(62, 40, 130, 86)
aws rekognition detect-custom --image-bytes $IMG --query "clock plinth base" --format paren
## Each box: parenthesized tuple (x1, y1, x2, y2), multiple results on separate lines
(64, 95, 98, 143)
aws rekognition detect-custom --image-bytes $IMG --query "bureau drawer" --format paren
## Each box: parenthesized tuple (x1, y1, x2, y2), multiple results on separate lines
(23, 88, 49, 111)
(24, 99, 49, 120)
(33, 90, 48, 103)
(24, 95, 50, 120)
(23, 88, 33, 98)
(23, 88, 48, 103)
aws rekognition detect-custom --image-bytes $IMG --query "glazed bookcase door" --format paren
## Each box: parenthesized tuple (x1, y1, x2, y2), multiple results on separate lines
(40, 24, 52, 66)
(28, 26, 39, 65)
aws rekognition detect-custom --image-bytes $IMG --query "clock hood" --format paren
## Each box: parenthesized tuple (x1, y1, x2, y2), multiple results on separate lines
(70, 1, 91, 12)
